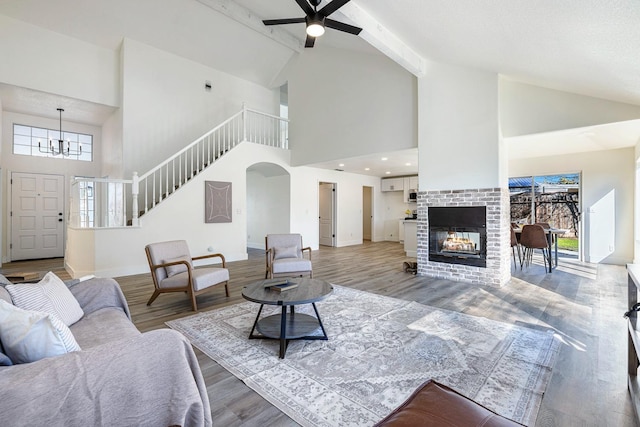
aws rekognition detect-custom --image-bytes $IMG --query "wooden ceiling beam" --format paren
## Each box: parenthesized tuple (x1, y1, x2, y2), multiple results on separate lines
(333, 2, 427, 77)
(197, 0, 303, 53)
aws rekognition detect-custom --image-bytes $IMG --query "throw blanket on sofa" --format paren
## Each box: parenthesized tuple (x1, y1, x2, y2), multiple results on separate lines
(0, 277, 212, 427)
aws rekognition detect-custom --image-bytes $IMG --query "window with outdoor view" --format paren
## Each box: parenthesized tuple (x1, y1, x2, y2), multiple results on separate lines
(509, 173, 580, 255)
(13, 124, 93, 162)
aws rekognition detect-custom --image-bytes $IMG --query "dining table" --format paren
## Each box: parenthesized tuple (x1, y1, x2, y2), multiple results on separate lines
(514, 226, 568, 273)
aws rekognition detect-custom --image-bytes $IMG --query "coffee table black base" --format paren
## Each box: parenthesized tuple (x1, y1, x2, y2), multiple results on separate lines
(249, 303, 328, 358)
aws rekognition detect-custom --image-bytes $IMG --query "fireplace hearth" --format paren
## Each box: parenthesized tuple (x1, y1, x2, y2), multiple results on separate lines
(428, 206, 487, 268)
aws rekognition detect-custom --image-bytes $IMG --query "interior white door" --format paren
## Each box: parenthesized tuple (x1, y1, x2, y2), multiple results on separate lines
(319, 182, 335, 246)
(11, 172, 65, 260)
(363, 186, 372, 240)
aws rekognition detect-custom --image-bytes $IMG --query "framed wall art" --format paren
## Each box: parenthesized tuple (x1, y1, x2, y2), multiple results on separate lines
(205, 181, 232, 223)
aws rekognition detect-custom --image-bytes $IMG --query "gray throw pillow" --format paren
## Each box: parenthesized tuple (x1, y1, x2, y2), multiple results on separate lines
(0, 273, 12, 287)
(274, 246, 299, 260)
(0, 350, 13, 366)
(164, 256, 192, 277)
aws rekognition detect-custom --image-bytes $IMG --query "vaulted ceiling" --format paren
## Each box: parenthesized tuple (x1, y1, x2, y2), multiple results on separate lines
(1, 0, 639, 173)
(2, 0, 640, 104)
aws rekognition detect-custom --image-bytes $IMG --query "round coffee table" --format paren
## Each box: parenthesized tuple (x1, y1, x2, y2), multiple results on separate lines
(242, 278, 333, 358)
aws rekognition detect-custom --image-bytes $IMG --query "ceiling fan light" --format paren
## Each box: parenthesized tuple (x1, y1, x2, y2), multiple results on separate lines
(306, 22, 325, 37)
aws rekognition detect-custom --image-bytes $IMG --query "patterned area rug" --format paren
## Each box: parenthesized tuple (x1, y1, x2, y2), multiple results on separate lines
(167, 285, 559, 426)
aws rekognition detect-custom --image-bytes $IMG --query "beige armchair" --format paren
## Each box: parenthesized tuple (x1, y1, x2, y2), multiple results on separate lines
(265, 234, 312, 279)
(145, 240, 229, 311)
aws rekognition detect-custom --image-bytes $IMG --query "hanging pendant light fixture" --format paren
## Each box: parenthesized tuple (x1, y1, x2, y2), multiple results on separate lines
(38, 108, 82, 157)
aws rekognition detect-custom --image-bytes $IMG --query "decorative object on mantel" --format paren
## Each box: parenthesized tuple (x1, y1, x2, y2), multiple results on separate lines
(38, 108, 82, 157)
(205, 181, 232, 223)
(167, 285, 559, 426)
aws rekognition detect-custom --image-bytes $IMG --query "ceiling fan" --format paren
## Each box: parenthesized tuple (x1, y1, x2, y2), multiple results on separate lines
(263, 0, 362, 48)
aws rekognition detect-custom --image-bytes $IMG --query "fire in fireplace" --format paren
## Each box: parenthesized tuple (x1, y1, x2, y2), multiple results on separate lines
(428, 206, 487, 268)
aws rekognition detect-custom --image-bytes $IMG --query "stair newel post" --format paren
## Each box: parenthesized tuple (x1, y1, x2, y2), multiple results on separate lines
(242, 102, 247, 142)
(131, 171, 140, 227)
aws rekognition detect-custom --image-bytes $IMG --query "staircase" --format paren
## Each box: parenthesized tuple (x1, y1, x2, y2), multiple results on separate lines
(69, 106, 289, 228)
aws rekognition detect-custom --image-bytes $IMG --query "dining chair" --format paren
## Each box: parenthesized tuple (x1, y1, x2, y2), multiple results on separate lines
(519, 225, 548, 270)
(535, 222, 556, 245)
(510, 227, 522, 269)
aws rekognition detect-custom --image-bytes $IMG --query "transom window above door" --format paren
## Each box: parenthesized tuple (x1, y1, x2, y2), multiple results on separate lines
(12, 124, 93, 162)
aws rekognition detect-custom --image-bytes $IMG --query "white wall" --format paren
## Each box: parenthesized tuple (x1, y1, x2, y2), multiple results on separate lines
(509, 147, 634, 265)
(501, 79, 640, 138)
(0, 15, 119, 107)
(418, 62, 505, 191)
(247, 170, 290, 248)
(1, 111, 103, 262)
(66, 142, 384, 277)
(633, 141, 640, 264)
(287, 47, 417, 166)
(120, 39, 279, 178)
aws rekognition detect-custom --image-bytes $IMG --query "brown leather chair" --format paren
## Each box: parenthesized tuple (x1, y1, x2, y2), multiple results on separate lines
(374, 379, 522, 426)
(519, 224, 549, 270)
(510, 227, 521, 268)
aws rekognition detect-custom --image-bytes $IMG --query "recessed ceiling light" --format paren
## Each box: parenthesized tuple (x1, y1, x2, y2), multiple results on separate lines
(405, 162, 411, 166)
(385, 171, 391, 175)
(381, 157, 388, 161)
(364, 167, 370, 171)
(339, 163, 345, 167)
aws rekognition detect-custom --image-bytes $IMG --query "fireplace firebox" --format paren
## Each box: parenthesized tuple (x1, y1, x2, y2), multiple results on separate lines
(428, 206, 487, 268)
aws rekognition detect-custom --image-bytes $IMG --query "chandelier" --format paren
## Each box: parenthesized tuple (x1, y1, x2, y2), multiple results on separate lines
(38, 108, 82, 157)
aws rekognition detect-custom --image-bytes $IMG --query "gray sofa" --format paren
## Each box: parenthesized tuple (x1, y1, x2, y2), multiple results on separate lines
(0, 277, 212, 427)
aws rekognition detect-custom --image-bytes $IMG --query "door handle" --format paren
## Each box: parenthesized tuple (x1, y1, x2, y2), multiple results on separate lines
(58, 218, 63, 222)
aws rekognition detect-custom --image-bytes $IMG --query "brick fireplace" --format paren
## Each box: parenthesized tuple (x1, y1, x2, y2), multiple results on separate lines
(416, 188, 511, 287)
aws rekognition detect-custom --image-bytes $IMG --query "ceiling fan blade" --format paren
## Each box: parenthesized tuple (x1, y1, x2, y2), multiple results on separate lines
(305, 34, 316, 48)
(295, 0, 315, 16)
(325, 18, 362, 35)
(318, 0, 351, 17)
(263, 17, 306, 25)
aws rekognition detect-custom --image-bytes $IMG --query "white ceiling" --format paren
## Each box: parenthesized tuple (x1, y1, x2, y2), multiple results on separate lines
(307, 148, 419, 177)
(1, 0, 639, 175)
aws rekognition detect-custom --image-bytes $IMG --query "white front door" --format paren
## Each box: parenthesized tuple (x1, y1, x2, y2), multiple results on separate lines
(319, 182, 335, 246)
(11, 172, 65, 260)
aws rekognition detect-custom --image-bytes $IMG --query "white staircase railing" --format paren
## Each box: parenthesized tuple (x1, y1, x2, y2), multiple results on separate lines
(69, 106, 288, 228)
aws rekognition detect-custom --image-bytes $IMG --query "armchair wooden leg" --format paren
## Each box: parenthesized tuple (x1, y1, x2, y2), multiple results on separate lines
(189, 288, 198, 312)
(224, 282, 230, 297)
(147, 289, 161, 306)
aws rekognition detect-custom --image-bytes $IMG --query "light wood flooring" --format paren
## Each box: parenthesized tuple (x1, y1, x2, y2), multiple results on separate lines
(2, 241, 636, 426)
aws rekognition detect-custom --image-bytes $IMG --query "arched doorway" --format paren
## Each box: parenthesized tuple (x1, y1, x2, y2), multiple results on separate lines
(246, 162, 291, 249)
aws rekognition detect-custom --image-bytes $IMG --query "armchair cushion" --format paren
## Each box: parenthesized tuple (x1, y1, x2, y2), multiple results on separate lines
(0, 300, 81, 364)
(274, 245, 299, 260)
(272, 258, 312, 274)
(163, 255, 192, 277)
(161, 267, 230, 292)
(6, 271, 84, 326)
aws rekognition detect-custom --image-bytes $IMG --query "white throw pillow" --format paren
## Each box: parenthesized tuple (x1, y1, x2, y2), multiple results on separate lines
(163, 256, 192, 277)
(6, 271, 84, 326)
(274, 245, 299, 260)
(0, 300, 81, 364)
